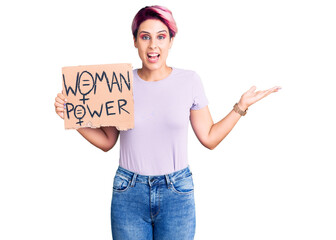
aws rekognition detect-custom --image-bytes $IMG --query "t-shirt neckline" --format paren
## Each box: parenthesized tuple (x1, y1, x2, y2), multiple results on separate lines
(135, 67, 175, 84)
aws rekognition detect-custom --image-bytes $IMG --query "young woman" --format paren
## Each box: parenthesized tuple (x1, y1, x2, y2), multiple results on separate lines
(54, 5, 280, 240)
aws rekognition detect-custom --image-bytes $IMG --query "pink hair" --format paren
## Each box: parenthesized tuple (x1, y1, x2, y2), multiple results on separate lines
(132, 5, 178, 39)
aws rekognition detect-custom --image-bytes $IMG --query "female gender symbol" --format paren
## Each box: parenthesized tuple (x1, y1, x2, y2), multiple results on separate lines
(78, 71, 94, 104)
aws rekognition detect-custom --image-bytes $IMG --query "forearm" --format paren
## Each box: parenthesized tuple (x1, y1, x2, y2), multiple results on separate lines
(207, 104, 246, 149)
(76, 127, 111, 151)
(192, 85, 280, 150)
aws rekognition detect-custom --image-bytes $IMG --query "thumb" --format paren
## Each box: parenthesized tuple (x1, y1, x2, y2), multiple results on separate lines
(248, 86, 257, 92)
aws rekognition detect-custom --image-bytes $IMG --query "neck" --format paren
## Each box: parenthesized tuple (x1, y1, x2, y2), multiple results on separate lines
(138, 65, 172, 82)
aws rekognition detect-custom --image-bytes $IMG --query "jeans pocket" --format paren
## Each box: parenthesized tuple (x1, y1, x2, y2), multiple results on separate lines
(171, 173, 194, 195)
(113, 174, 131, 193)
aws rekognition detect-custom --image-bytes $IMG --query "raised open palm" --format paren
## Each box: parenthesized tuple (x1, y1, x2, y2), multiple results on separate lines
(239, 86, 281, 110)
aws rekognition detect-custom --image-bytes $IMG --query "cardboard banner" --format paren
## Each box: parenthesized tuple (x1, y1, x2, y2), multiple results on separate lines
(62, 63, 134, 131)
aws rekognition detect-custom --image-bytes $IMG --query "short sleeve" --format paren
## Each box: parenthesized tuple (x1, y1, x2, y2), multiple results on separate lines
(190, 72, 209, 110)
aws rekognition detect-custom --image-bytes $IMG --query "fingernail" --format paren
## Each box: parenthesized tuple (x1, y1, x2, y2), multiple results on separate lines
(65, 99, 67, 102)
(61, 113, 64, 118)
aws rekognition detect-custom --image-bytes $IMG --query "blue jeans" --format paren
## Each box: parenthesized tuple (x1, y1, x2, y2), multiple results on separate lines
(111, 165, 196, 240)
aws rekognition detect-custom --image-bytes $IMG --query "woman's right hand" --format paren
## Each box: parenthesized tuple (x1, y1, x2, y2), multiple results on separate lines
(54, 90, 120, 151)
(54, 91, 67, 119)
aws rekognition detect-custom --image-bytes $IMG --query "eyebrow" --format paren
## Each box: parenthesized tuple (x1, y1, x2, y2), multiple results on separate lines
(139, 30, 168, 35)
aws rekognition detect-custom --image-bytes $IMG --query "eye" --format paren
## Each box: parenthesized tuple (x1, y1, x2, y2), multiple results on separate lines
(140, 35, 150, 40)
(158, 34, 167, 40)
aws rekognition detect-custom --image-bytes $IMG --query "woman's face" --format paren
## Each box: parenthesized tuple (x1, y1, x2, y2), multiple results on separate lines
(134, 19, 174, 72)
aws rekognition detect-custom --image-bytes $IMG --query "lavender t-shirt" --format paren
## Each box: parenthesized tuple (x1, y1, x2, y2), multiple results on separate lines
(119, 67, 208, 175)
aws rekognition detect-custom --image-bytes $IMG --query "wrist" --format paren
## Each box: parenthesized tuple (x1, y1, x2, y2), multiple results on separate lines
(237, 102, 248, 111)
(233, 103, 248, 116)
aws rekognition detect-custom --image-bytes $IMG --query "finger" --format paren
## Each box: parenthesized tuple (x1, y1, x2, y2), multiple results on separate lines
(268, 86, 278, 91)
(248, 86, 257, 93)
(55, 95, 67, 105)
(55, 97, 64, 105)
(260, 86, 278, 94)
(268, 86, 281, 91)
(56, 107, 65, 113)
(264, 87, 280, 95)
(274, 86, 282, 92)
(260, 88, 277, 98)
(263, 90, 274, 98)
(55, 102, 65, 109)
(57, 92, 67, 101)
(57, 112, 64, 119)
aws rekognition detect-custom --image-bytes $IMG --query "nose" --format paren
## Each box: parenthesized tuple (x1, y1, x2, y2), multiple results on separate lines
(149, 38, 158, 49)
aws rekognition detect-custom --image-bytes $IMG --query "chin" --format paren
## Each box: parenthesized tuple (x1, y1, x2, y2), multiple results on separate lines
(143, 62, 164, 71)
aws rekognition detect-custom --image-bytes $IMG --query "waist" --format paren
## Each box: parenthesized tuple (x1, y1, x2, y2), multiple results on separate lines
(115, 165, 192, 186)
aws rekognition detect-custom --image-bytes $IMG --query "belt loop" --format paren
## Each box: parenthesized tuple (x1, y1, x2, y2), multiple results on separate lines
(165, 174, 173, 189)
(131, 173, 137, 187)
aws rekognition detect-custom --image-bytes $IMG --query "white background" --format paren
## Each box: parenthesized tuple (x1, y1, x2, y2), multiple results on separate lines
(1, 0, 335, 239)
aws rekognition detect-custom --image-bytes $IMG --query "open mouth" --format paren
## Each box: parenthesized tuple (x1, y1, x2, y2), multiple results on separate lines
(147, 53, 160, 63)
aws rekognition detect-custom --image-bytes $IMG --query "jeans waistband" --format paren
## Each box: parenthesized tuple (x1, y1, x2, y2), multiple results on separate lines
(115, 165, 192, 188)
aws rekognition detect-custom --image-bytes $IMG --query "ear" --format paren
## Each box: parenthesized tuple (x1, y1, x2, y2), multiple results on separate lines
(169, 37, 174, 49)
(133, 37, 138, 48)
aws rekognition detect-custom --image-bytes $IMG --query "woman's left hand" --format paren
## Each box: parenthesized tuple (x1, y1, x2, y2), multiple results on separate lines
(238, 86, 281, 110)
